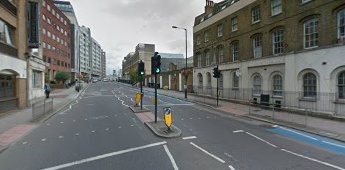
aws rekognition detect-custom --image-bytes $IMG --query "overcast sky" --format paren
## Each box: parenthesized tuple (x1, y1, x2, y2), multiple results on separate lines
(67, 0, 222, 75)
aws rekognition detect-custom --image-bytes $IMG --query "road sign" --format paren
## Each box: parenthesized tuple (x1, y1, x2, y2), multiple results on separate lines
(164, 107, 173, 128)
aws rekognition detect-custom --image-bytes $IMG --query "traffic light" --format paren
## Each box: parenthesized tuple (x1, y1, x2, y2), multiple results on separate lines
(151, 52, 161, 75)
(138, 60, 145, 76)
(213, 66, 220, 78)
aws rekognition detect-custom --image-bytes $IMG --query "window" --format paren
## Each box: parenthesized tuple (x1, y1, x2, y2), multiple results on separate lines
(43, 42, 46, 48)
(271, 0, 282, 16)
(273, 75, 283, 96)
(218, 46, 224, 63)
(0, 20, 16, 46)
(42, 0, 46, 7)
(47, 18, 51, 24)
(205, 51, 210, 66)
(52, 34, 56, 40)
(47, 44, 51, 50)
(233, 72, 239, 88)
(273, 29, 284, 54)
(253, 75, 262, 95)
(338, 71, 345, 99)
(217, 24, 223, 37)
(42, 14, 46, 21)
(204, 31, 209, 42)
(232, 41, 239, 61)
(57, 13, 60, 19)
(303, 73, 317, 98)
(61, 28, 64, 34)
(196, 35, 201, 45)
(57, 25, 60, 31)
(253, 35, 263, 58)
(47, 31, 51, 37)
(52, 9, 55, 16)
(198, 74, 203, 87)
(252, 6, 261, 23)
(32, 70, 42, 88)
(304, 18, 318, 48)
(64, 31, 67, 36)
(231, 16, 238, 32)
(0, 75, 15, 98)
(47, 4, 51, 11)
(219, 74, 224, 89)
(338, 9, 345, 39)
(64, 20, 67, 25)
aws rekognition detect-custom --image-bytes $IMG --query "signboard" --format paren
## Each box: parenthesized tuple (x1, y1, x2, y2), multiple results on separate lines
(164, 107, 173, 128)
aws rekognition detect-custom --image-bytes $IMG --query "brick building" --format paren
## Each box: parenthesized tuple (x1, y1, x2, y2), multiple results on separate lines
(42, 0, 71, 81)
(193, 0, 345, 115)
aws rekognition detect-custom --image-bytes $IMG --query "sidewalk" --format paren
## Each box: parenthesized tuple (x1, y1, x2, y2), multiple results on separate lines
(0, 83, 88, 153)
(139, 85, 345, 142)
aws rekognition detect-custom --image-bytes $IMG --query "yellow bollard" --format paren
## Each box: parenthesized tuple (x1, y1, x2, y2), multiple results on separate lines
(135, 93, 141, 106)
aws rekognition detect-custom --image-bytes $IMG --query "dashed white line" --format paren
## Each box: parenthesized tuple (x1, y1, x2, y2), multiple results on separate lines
(181, 118, 184, 121)
(245, 132, 277, 148)
(189, 118, 193, 120)
(42, 141, 167, 170)
(228, 165, 236, 170)
(190, 142, 225, 164)
(60, 122, 64, 124)
(84, 118, 88, 121)
(281, 149, 345, 170)
(91, 130, 95, 133)
(182, 136, 197, 140)
(58, 136, 64, 139)
(69, 105, 72, 109)
(73, 120, 76, 122)
(233, 130, 244, 133)
(163, 145, 179, 170)
(118, 126, 122, 129)
(105, 128, 110, 131)
(130, 125, 134, 127)
(75, 133, 79, 136)
(22, 141, 28, 145)
(41, 138, 47, 142)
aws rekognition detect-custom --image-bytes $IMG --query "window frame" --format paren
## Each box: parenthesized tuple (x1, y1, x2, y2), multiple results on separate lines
(303, 18, 319, 49)
(272, 74, 283, 97)
(204, 31, 209, 42)
(337, 9, 345, 39)
(233, 72, 239, 89)
(217, 24, 223, 37)
(338, 71, 345, 99)
(271, 0, 282, 16)
(232, 41, 239, 61)
(0, 20, 16, 46)
(231, 16, 238, 32)
(251, 6, 261, 24)
(252, 34, 263, 58)
(303, 72, 317, 98)
(253, 75, 262, 95)
(272, 29, 284, 55)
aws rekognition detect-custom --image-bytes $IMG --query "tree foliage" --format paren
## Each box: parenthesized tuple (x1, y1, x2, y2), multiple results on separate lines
(129, 69, 140, 83)
(55, 72, 70, 83)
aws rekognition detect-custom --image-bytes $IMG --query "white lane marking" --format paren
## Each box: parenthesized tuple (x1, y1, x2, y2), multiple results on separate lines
(130, 125, 134, 127)
(41, 138, 47, 142)
(281, 149, 345, 170)
(130, 98, 134, 102)
(279, 126, 318, 141)
(76, 100, 78, 103)
(60, 122, 64, 124)
(22, 141, 28, 145)
(91, 130, 95, 133)
(163, 145, 179, 170)
(84, 118, 88, 121)
(118, 126, 122, 129)
(181, 118, 184, 121)
(46, 123, 50, 126)
(58, 136, 64, 139)
(322, 141, 345, 149)
(42, 141, 167, 170)
(228, 165, 236, 170)
(73, 120, 76, 122)
(182, 136, 197, 140)
(190, 142, 225, 164)
(75, 133, 79, 136)
(245, 132, 277, 148)
(105, 128, 110, 131)
(189, 118, 193, 120)
(272, 125, 278, 128)
(233, 130, 244, 133)
(69, 105, 72, 109)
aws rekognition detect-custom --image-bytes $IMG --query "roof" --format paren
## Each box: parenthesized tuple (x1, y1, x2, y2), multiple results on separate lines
(159, 53, 184, 59)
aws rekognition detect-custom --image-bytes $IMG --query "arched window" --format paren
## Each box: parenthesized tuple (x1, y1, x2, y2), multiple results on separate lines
(207, 73, 211, 88)
(253, 75, 262, 95)
(338, 71, 345, 99)
(303, 73, 317, 97)
(233, 72, 239, 89)
(272, 75, 283, 96)
(198, 73, 203, 88)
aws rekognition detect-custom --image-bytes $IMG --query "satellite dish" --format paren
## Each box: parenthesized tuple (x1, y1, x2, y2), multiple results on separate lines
(235, 70, 241, 76)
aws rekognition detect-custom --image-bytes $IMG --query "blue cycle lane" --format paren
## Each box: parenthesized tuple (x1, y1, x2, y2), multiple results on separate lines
(268, 126, 345, 156)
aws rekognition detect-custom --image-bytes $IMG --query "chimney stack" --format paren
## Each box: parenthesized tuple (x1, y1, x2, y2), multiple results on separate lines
(205, 0, 215, 16)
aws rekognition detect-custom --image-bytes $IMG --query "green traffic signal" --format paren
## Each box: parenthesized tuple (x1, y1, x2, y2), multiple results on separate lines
(140, 71, 144, 75)
(155, 68, 160, 73)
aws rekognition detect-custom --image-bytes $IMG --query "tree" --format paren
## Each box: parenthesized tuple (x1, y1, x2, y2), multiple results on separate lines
(129, 69, 140, 83)
(55, 72, 70, 83)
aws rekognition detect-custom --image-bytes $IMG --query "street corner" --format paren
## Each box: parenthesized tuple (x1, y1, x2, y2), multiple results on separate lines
(145, 121, 181, 138)
(0, 124, 36, 151)
(129, 106, 150, 113)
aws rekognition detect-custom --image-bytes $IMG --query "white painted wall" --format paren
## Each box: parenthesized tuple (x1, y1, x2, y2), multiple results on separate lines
(0, 54, 27, 78)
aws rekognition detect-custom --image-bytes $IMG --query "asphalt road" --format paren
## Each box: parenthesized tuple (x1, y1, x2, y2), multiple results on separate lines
(0, 82, 345, 170)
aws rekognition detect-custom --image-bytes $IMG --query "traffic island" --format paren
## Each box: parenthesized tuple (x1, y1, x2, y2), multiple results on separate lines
(145, 121, 181, 138)
(129, 106, 150, 113)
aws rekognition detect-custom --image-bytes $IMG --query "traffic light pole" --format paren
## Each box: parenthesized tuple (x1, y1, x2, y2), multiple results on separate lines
(217, 76, 219, 106)
(140, 76, 143, 110)
(154, 73, 157, 123)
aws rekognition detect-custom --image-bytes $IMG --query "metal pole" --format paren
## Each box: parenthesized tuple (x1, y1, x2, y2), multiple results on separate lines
(184, 28, 188, 99)
(155, 73, 157, 123)
(217, 77, 219, 106)
(140, 76, 143, 110)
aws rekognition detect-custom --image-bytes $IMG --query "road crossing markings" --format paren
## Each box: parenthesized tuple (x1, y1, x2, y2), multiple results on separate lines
(163, 145, 179, 170)
(281, 149, 345, 170)
(182, 136, 197, 140)
(228, 165, 236, 170)
(41, 138, 47, 142)
(42, 141, 167, 170)
(190, 142, 225, 164)
(245, 132, 277, 148)
(22, 141, 28, 145)
(233, 130, 244, 133)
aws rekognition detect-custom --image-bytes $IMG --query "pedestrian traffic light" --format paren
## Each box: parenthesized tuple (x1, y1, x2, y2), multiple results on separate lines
(213, 66, 220, 78)
(138, 60, 145, 76)
(151, 52, 161, 75)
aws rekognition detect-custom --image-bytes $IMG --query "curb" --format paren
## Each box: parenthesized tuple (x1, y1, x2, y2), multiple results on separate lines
(129, 106, 150, 113)
(0, 146, 8, 154)
(144, 121, 181, 138)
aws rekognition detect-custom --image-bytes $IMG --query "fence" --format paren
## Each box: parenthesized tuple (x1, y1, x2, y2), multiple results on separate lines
(192, 86, 345, 116)
(32, 98, 54, 120)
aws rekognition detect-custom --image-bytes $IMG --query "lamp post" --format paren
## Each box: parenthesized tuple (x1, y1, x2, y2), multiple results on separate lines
(172, 26, 188, 99)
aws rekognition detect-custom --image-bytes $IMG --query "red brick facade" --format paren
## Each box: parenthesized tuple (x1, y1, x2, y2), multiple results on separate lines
(41, 0, 71, 81)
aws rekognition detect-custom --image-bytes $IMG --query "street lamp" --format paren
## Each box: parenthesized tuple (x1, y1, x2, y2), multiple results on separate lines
(172, 25, 188, 99)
